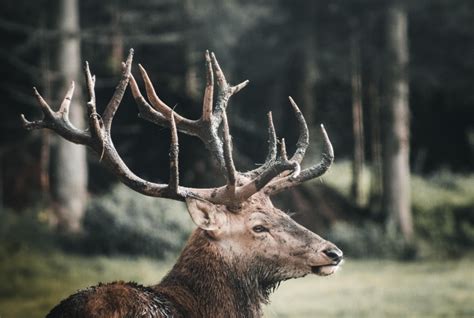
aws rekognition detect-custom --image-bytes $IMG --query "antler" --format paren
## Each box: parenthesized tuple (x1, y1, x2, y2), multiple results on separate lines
(22, 50, 184, 201)
(22, 49, 333, 208)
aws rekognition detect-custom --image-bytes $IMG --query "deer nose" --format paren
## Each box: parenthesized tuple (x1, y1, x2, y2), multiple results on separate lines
(322, 247, 343, 263)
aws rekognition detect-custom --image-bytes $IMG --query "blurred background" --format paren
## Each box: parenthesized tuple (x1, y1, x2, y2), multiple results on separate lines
(0, 0, 473, 317)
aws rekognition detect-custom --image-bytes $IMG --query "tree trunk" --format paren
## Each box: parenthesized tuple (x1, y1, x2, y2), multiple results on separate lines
(297, 2, 319, 163)
(51, 0, 87, 233)
(350, 34, 365, 206)
(368, 81, 383, 213)
(39, 17, 52, 199)
(382, 1, 413, 242)
(183, 0, 200, 102)
(110, 5, 124, 75)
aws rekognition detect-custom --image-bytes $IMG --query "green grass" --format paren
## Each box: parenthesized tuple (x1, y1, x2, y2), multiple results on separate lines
(1, 251, 473, 318)
(266, 259, 474, 317)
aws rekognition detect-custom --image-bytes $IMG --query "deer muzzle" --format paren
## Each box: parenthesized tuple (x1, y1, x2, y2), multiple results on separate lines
(310, 243, 343, 276)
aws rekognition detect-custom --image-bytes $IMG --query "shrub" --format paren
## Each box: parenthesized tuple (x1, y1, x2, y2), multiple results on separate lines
(412, 171, 474, 256)
(324, 164, 474, 258)
(82, 185, 194, 258)
(0, 206, 57, 258)
(326, 221, 416, 260)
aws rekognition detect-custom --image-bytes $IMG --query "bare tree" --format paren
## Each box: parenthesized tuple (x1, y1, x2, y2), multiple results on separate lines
(382, 1, 413, 241)
(51, 0, 87, 233)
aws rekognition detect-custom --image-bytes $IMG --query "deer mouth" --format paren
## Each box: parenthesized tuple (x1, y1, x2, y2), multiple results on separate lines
(311, 260, 342, 276)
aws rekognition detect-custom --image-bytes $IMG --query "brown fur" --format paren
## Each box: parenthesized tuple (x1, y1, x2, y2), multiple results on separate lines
(46, 194, 342, 318)
(46, 231, 264, 318)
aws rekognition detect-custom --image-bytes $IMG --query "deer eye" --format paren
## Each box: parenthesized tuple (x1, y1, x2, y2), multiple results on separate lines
(252, 225, 268, 233)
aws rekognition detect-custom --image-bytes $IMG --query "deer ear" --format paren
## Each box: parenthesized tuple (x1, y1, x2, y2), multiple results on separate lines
(185, 197, 225, 232)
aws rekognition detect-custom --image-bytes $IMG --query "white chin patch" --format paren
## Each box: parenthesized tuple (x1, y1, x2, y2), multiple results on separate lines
(319, 265, 339, 276)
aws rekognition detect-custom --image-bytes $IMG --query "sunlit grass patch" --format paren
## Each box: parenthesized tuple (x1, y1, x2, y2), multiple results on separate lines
(265, 259, 474, 317)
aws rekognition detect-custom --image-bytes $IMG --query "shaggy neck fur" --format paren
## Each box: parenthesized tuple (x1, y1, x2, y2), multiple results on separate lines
(154, 230, 280, 318)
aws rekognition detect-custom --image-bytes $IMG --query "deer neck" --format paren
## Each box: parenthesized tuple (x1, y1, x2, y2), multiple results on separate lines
(155, 229, 272, 318)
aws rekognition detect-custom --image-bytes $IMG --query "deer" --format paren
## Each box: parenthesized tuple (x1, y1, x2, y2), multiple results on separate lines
(22, 49, 343, 318)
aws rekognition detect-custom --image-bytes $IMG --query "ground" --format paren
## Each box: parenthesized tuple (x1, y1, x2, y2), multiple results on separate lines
(0, 251, 473, 317)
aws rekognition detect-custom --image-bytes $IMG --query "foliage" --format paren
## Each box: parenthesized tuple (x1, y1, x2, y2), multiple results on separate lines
(321, 162, 474, 258)
(0, 250, 168, 318)
(82, 185, 194, 258)
(0, 184, 195, 259)
(411, 171, 474, 257)
(0, 206, 58, 255)
(326, 221, 416, 260)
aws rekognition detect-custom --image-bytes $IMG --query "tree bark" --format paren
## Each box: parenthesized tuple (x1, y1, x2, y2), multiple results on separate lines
(110, 5, 124, 75)
(368, 81, 383, 213)
(350, 34, 365, 206)
(39, 17, 52, 198)
(183, 0, 200, 101)
(382, 1, 413, 241)
(297, 2, 319, 163)
(51, 0, 87, 233)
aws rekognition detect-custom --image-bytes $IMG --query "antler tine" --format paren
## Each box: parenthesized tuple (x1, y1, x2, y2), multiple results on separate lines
(21, 85, 91, 145)
(235, 145, 299, 201)
(130, 71, 167, 121)
(20, 87, 53, 130)
(246, 97, 307, 178)
(102, 49, 134, 132)
(137, 63, 197, 126)
(85, 61, 96, 113)
(222, 111, 237, 189)
(288, 96, 309, 163)
(266, 112, 278, 163)
(58, 81, 75, 116)
(280, 138, 288, 161)
(202, 50, 214, 122)
(130, 51, 249, 179)
(198, 51, 248, 178)
(138, 63, 173, 116)
(130, 69, 200, 138)
(245, 111, 278, 178)
(264, 124, 334, 195)
(235, 134, 302, 202)
(209, 52, 249, 116)
(84, 61, 103, 142)
(168, 112, 180, 194)
(32, 87, 55, 119)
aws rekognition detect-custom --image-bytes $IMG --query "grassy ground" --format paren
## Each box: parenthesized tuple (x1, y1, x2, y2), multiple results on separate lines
(265, 259, 474, 318)
(1, 251, 473, 318)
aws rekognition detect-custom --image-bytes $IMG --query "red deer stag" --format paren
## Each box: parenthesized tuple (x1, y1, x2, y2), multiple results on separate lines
(22, 49, 343, 318)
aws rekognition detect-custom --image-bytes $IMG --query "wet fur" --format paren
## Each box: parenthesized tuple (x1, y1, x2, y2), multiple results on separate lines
(47, 230, 282, 318)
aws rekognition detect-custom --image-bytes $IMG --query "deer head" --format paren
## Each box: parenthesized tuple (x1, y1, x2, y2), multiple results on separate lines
(22, 49, 342, 301)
